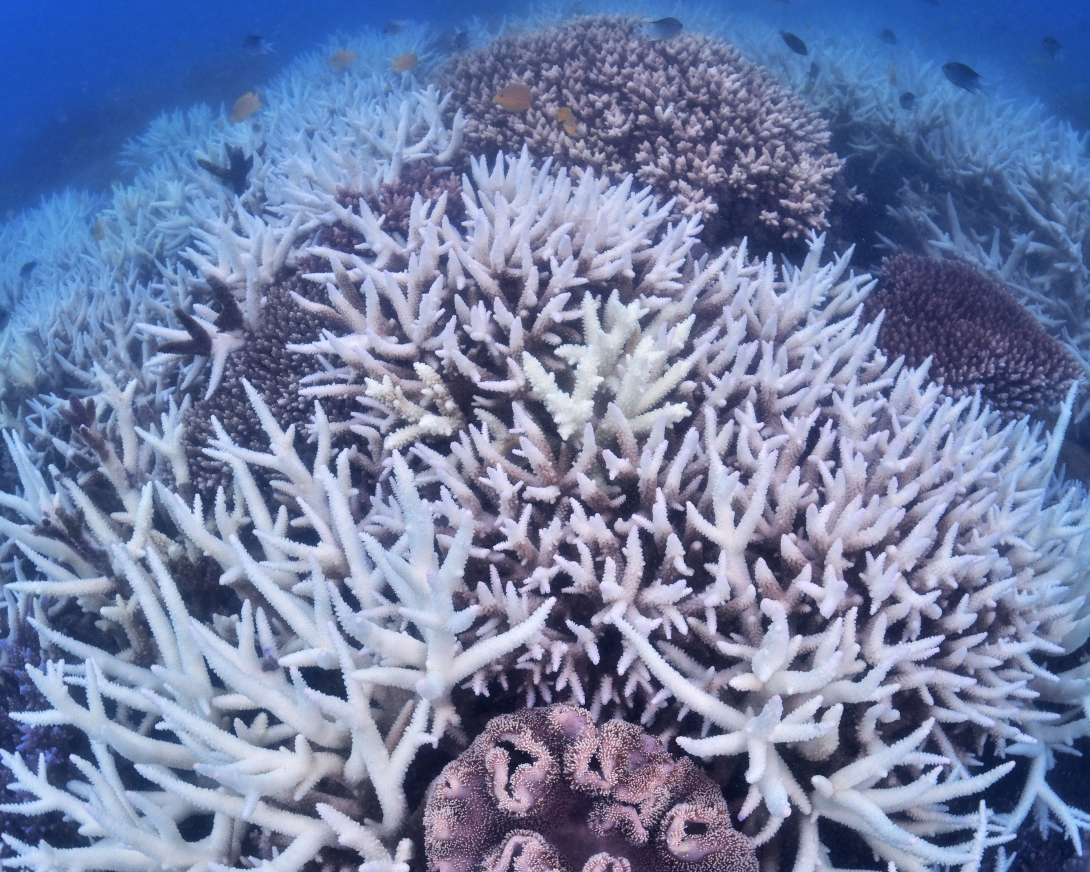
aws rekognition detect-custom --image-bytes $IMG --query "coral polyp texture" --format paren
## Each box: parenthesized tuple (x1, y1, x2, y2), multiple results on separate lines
(2, 13, 1090, 872)
(863, 254, 1082, 418)
(423, 703, 758, 872)
(437, 16, 843, 247)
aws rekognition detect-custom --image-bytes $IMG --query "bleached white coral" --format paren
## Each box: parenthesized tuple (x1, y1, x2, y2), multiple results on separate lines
(0, 387, 550, 872)
(3, 19, 1090, 872)
(167, 149, 1090, 869)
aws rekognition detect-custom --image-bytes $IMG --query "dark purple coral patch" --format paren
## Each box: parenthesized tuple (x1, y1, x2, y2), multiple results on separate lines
(864, 254, 1082, 418)
(424, 704, 757, 872)
(0, 630, 87, 857)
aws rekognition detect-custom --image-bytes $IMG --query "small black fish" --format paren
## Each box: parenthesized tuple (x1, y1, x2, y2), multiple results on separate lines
(942, 61, 983, 92)
(899, 91, 916, 109)
(807, 61, 819, 81)
(879, 28, 897, 45)
(384, 20, 405, 35)
(1042, 36, 1061, 58)
(19, 260, 36, 279)
(780, 30, 808, 55)
(242, 34, 273, 54)
(640, 17, 683, 41)
(453, 30, 471, 51)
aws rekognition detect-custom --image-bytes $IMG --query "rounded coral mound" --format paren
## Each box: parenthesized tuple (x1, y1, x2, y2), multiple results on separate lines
(424, 703, 757, 872)
(864, 254, 1082, 418)
(437, 16, 842, 248)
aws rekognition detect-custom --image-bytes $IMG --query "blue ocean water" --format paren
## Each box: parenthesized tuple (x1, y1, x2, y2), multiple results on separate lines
(0, 0, 465, 213)
(0, 0, 1088, 214)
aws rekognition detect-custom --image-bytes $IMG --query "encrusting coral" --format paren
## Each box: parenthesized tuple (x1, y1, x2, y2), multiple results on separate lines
(863, 254, 1082, 419)
(423, 703, 758, 872)
(437, 16, 843, 247)
(2, 14, 1090, 872)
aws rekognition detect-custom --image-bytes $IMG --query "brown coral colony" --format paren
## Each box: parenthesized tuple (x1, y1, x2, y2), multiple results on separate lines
(437, 16, 843, 248)
(864, 254, 1082, 418)
(425, 705, 758, 872)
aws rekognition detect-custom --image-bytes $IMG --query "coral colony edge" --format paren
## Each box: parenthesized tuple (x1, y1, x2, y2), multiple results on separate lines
(3, 9, 1090, 872)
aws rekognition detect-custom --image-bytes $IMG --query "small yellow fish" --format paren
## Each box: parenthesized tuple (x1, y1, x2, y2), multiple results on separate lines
(230, 91, 261, 123)
(91, 220, 106, 241)
(328, 49, 358, 69)
(556, 106, 577, 135)
(494, 82, 532, 112)
(391, 53, 418, 73)
(887, 64, 898, 86)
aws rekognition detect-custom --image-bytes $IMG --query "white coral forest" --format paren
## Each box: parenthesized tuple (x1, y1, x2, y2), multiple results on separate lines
(2, 14, 1090, 872)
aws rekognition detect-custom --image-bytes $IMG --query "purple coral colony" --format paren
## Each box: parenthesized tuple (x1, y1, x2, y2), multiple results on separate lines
(1, 11, 1090, 872)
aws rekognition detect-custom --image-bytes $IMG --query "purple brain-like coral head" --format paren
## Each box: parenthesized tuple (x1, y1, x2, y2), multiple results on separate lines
(424, 704, 757, 872)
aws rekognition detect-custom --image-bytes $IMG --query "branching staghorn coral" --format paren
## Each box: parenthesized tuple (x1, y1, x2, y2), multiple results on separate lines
(3, 21, 1090, 872)
(0, 378, 551, 872)
(287, 153, 1090, 868)
(0, 31, 464, 555)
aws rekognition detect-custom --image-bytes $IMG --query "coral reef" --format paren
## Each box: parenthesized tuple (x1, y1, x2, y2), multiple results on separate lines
(2, 14, 1090, 872)
(437, 16, 842, 247)
(2, 151, 1089, 872)
(424, 703, 757, 872)
(725, 20, 1090, 417)
(291, 151, 1090, 869)
(863, 254, 1081, 418)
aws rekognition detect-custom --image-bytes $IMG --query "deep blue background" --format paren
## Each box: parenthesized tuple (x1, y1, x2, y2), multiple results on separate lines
(1, 0, 1087, 218)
